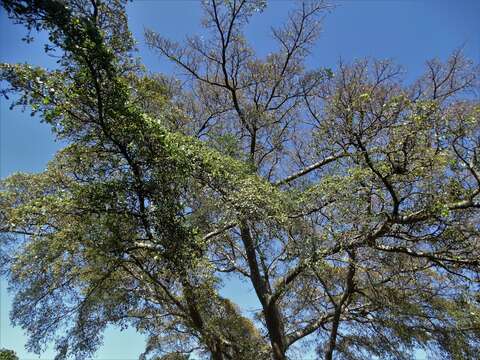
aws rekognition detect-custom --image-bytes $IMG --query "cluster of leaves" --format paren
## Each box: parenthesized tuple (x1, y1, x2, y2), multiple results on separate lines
(0, 349, 18, 360)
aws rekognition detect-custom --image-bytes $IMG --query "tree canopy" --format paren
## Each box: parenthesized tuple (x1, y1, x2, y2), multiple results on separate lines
(0, 1, 479, 359)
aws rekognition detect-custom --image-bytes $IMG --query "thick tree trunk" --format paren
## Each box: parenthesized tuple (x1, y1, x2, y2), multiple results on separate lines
(265, 303, 287, 360)
(239, 222, 287, 360)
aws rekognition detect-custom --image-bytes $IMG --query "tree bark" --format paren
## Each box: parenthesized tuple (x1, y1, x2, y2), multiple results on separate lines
(239, 222, 287, 360)
(324, 252, 356, 360)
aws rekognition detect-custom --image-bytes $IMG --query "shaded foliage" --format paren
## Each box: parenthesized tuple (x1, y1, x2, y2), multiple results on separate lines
(0, 349, 19, 360)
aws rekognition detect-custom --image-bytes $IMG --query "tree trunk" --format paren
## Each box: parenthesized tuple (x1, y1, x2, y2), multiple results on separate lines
(265, 303, 287, 360)
(239, 222, 287, 360)
(210, 342, 226, 360)
(324, 252, 356, 360)
(324, 313, 340, 360)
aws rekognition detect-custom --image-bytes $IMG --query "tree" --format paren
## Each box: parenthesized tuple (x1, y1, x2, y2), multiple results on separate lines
(0, 1, 479, 360)
(0, 349, 19, 360)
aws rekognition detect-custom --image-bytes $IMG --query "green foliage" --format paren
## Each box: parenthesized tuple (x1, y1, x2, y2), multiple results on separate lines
(154, 354, 189, 360)
(0, 349, 18, 360)
(1, 1, 479, 360)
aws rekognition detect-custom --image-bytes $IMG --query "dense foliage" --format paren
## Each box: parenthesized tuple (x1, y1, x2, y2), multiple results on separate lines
(0, 349, 19, 360)
(1, 1, 479, 359)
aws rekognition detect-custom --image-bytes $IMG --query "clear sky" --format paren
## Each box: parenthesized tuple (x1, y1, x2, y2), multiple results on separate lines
(1, 0, 479, 359)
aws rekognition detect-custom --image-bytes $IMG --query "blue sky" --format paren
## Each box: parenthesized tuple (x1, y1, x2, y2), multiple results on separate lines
(1, 0, 479, 359)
